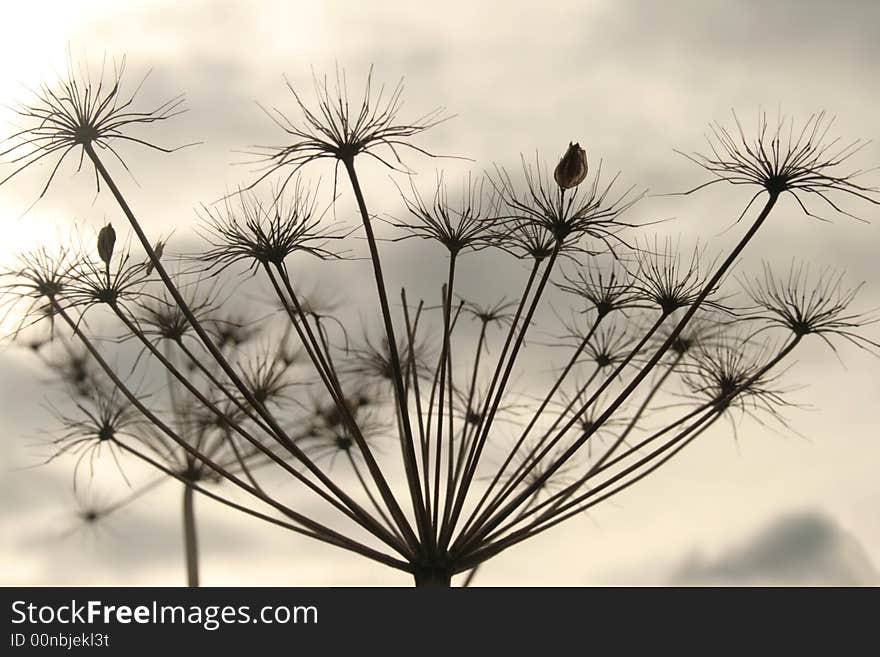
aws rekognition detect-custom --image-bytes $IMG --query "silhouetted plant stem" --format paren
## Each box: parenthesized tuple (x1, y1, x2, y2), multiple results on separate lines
(440, 257, 544, 548)
(83, 144, 309, 477)
(466, 313, 605, 532)
(532, 365, 602, 446)
(86, 144, 413, 556)
(442, 240, 563, 549)
(108, 303, 396, 544)
(587, 192, 781, 472)
(447, 320, 489, 506)
(172, 339, 276, 436)
(492, 363, 603, 503)
(616, 352, 683, 445)
(400, 290, 432, 509)
(433, 255, 457, 543)
(485, 403, 713, 544)
(458, 409, 725, 569)
(462, 492, 541, 587)
(273, 261, 415, 543)
(413, 568, 452, 587)
(223, 428, 265, 493)
(52, 302, 408, 567)
(345, 451, 406, 545)
(272, 270, 416, 544)
(457, 192, 780, 556)
(456, 321, 488, 463)
(266, 263, 418, 551)
(342, 155, 429, 548)
(272, 263, 341, 390)
(182, 479, 199, 587)
(114, 441, 411, 571)
(489, 333, 805, 547)
(457, 311, 669, 552)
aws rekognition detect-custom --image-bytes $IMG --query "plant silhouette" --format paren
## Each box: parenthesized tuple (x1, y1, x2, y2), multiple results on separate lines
(2, 60, 878, 586)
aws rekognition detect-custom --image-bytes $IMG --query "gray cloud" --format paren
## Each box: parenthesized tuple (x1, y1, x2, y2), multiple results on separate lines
(671, 510, 880, 586)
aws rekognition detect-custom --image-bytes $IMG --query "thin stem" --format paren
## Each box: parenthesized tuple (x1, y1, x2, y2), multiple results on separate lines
(116, 442, 411, 571)
(616, 353, 683, 445)
(54, 302, 405, 565)
(464, 313, 604, 535)
(342, 155, 429, 548)
(112, 303, 398, 548)
(433, 255, 457, 544)
(401, 291, 432, 526)
(346, 450, 406, 545)
(440, 256, 544, 549)
(461, 565, 480, 588)
(495, 333, 804, 542)
(267, 263, 418, 549)
(486, 403, 713, 542)
(458, 409, 724, 570)
(458, 192, 780, 555)
(458, 312, 668, 552)
(182, 481, 199, 587)
(456, 321, 488, 469)
(84, 143, 325, 504)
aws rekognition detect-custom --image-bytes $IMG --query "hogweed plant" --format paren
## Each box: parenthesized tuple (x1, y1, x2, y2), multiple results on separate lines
(2, 60, 879, 587)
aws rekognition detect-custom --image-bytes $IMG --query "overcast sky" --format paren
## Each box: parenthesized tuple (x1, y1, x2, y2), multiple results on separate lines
(1, 0, 879, 586)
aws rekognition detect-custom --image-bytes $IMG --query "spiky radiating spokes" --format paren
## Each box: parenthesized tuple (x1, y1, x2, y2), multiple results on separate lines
(248, 66, 447, 195)
(1, 57, 189, 198)
(741, 261, 880, 355)
(679, 110, 880, 221)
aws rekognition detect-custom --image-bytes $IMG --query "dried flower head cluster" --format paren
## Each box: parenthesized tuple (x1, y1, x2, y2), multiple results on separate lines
(1, 58, 878, 587)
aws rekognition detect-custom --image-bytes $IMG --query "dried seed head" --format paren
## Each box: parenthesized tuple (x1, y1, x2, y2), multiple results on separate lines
(96, 223, 116, 265)
(677, 110, 879, 222)
(1, 56, 192, 201)
(554, 142, 588, 189)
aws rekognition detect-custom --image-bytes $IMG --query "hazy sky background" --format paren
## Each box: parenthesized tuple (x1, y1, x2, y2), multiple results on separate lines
(1, 0, 879, 586)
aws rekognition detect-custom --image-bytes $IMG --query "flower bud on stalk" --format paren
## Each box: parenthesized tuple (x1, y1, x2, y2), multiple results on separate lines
(554, 142, 588, 189)
(97, 223, 116, 265)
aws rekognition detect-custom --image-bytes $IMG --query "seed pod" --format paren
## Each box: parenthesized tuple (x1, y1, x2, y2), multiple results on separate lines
(97, 223, 116, 265)
(554, 142, 588, 189)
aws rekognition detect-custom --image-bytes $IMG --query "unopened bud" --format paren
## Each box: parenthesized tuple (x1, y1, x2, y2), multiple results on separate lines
(97, 223, 116, 265)
(554, 142, 588, 189)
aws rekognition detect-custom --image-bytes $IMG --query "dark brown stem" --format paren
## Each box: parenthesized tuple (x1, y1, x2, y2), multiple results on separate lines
(111, 303, 398, 547)
(342, 156, 428, 546)
(466, 313, 604, 532)
(53, 302, 405, 566)
(433, 255, 457, 543)
(483, 332, 806, 568)
(413, 567, 452, 587)
(440, 254, 548, 550)
(457, 192, 780, 556)
(182, 481, 199, 587)
(85, 144, 411, 556)
(115, 442, 411, 571)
